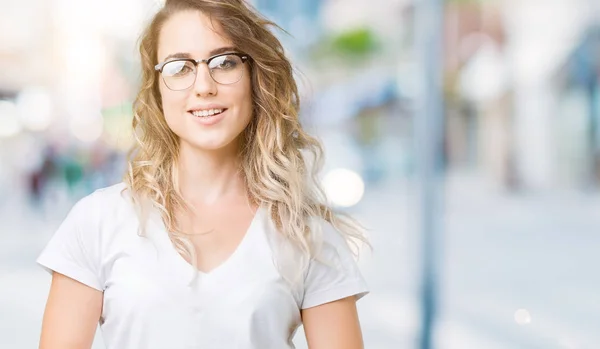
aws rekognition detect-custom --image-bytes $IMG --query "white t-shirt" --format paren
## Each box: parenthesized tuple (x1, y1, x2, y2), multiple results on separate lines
(37, 183, 368, 349)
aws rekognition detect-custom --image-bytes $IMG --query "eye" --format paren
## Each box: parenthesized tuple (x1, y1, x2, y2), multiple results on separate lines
(219, 59, 236, 69)
(177, 65, 193, 74)
(210, 55, 240, 70)
(163, 61, 195, 77)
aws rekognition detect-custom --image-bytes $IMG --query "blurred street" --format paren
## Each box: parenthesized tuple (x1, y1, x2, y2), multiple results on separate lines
(3, 0, 600, 348)
(2, 171, 599, 349)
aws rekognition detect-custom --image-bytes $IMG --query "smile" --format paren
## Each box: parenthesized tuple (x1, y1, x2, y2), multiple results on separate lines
(190, 108, 227, 118)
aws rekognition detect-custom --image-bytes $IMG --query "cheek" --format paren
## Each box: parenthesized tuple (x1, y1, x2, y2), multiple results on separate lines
(160, 84, 187, 116)
(237, 78, 253, 117)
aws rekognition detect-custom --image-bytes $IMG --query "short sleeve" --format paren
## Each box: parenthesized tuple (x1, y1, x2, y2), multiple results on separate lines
(36, 192, 104, 291)
(301, 221, 369, 309)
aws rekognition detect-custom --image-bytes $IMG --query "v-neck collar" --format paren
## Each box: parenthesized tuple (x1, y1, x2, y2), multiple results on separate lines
(149, 205, 264, 285)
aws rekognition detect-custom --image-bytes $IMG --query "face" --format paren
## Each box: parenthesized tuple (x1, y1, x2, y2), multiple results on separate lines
(157, 10, 253, 152)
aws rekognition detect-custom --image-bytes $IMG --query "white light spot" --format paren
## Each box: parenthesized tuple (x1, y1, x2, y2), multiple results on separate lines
(69, 114, 104, 143)
(0, 100, 22, 138)
(322, 168, 365, 207)
(514, 309, 532, 325)
(16, 87, 54, 131)
(65, 39, 106, 87)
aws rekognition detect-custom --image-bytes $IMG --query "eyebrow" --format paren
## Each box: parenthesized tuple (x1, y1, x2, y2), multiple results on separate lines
(161, 46, 237, 62)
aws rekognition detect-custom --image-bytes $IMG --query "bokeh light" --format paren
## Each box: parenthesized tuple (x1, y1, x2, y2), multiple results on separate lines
(69, 113, 104, 143)
(514, 309, 532, 325)
(0, 100, 22, 138)
(16, 87, 53, 132)
(322, 168, 365, 207)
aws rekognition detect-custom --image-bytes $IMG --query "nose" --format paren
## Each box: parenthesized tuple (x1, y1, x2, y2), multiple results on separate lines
(193, 64, 217, 97)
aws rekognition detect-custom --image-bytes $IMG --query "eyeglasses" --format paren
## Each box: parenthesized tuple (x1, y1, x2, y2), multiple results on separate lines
(154, 52, 250, 91)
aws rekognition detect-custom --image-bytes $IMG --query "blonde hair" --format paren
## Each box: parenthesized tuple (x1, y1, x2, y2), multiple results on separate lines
(125, 0, 367, 279)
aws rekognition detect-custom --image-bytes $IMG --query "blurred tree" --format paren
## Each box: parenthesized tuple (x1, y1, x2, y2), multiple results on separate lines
(309, 27, 381, 68)
(330, 27, 378, 56)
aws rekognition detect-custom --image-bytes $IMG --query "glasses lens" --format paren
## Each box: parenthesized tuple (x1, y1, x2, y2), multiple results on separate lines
(162, 60, 196, 90)
(208, 55, 244, 85)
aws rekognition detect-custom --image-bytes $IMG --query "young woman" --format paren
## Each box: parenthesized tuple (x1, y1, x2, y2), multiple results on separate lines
(37, 0, 369, 348)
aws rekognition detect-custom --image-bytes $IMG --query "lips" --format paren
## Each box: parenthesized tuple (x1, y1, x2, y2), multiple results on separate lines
(187, 107, 228, 126)
(189, 108, 227, 118)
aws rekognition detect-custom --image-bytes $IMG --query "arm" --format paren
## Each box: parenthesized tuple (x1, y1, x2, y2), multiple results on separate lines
(301, 296, 364, 349)
(39, 272, 103, 349)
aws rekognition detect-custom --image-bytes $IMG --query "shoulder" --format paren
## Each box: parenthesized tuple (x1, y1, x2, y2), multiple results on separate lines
(67, 182, 136, 229)
(90, 182, 130, 205)
(86, 182, 134, 214)
(261, 211, 357, 264)
(309, 215, 357, 257)
(301, 215, 369, 309)
(37, 182, 132, 290)
(308, 216, 361, 273)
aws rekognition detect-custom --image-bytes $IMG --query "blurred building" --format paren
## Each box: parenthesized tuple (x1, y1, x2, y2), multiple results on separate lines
(442, 0, 600, 192)
(3, 0, 600, 198)
(554, 25, 600, 187)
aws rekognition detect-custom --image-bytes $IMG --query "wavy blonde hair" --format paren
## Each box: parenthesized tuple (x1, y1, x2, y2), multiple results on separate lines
(125, 0, 367, 279)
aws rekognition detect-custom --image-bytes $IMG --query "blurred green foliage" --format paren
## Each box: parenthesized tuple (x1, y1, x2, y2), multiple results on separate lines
(309, 27, 380, 66)
(330, 27, 378, 56)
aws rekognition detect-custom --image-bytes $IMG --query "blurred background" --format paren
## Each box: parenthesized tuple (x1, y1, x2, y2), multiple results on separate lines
(1, 0, 600, 348)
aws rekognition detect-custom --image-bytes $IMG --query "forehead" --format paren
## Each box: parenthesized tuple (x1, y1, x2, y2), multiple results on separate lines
(157, 10, 232, 61)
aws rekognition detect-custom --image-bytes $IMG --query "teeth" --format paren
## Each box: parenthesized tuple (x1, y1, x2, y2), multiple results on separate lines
(192, 109, 223, 117)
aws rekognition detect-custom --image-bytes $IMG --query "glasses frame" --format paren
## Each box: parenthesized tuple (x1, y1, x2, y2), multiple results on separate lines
(154, 52, 251, 91)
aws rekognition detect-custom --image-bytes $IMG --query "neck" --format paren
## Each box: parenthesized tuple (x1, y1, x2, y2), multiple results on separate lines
(176, 141, 246, 206)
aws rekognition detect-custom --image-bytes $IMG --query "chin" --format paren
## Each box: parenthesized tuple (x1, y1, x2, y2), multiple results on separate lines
(183, 137, 238, 152)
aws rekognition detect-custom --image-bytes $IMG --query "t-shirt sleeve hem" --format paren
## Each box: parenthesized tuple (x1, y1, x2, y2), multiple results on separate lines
(37, 255, 104, 292)
(301, 280, 369, 309)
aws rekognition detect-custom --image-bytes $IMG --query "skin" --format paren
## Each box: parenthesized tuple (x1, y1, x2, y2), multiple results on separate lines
(39, 9, 364, 349)
(39, 273, 102, 349)
(302, 296, 365, 349)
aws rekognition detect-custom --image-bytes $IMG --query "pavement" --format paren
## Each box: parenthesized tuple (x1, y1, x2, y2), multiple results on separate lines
(1, 172, 599, 349)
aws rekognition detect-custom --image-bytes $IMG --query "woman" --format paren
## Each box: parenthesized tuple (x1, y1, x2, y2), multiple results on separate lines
(37, 0, 369, 348)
